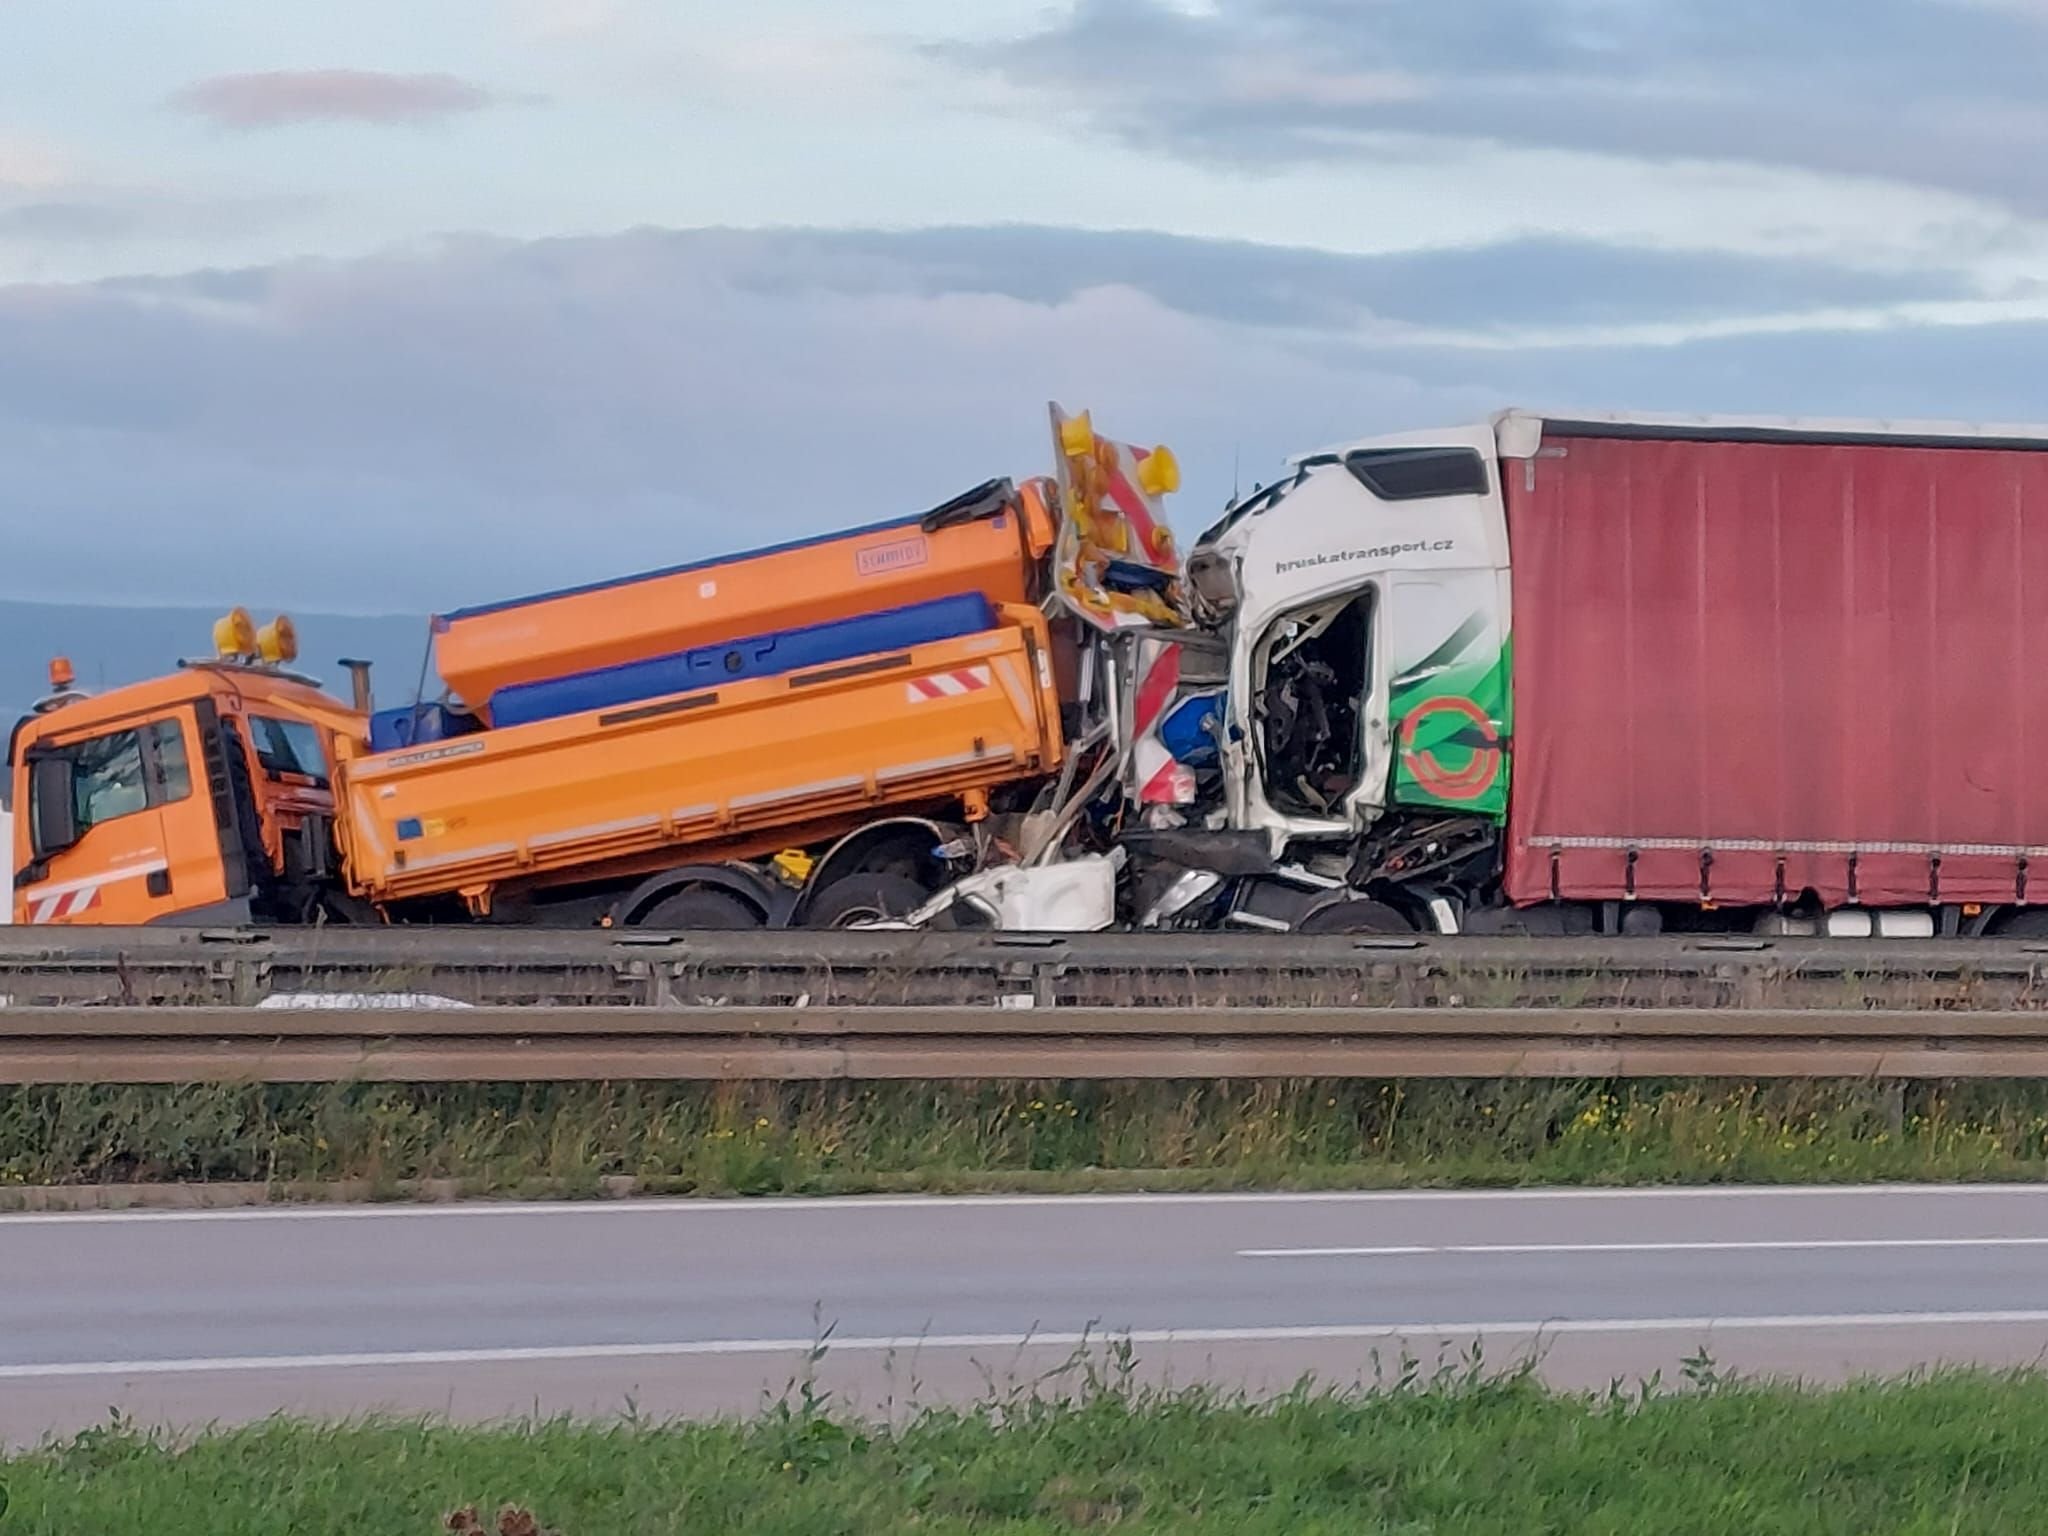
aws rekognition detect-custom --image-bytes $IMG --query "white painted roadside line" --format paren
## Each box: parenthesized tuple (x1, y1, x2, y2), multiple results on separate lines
(8, 1183, 2048, 1226)
(13, 1312, 2048, 1380)
(1242, 1238, 2048, 1258)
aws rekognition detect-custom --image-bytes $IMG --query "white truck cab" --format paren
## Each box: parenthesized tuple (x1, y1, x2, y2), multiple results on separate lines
(1190, 421, 1514, 862)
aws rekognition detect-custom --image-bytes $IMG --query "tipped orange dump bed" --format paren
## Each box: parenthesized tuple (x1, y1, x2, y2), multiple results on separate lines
(334, 603, 1063, 911)
(435, 485, 1054, 718)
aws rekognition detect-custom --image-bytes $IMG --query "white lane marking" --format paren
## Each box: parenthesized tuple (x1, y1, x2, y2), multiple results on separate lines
(13, 1311, 2048, 1380)
(8, 1184, 2048, 1226)
(1243, 1238, 2048, 1258)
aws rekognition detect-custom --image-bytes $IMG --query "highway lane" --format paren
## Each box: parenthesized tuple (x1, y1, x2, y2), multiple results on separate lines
(7, 1185, 2048, 1441)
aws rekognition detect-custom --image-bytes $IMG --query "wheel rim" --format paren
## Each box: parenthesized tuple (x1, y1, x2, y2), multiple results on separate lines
(828, 903, 891, 928)
(1300, 899, 1411, 935)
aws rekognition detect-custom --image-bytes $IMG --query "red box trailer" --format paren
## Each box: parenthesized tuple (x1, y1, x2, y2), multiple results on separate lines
(1502, 420, 2048, 910)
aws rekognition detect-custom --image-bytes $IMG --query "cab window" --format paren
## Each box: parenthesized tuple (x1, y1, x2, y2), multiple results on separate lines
(60, 719, 191, 834)
(247, 715, 330, 788)
(1343, 447, 1489, 501)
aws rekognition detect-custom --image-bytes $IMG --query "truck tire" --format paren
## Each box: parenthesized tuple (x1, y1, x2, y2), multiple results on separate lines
(1296, 897, 1414, 934)
(639, 887, 763, 930)
(806, 873, 930, 928)
(313, 892, 381, 926)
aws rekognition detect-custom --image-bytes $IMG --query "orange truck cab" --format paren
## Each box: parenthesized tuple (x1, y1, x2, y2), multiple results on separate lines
(8, 616, 364, 926)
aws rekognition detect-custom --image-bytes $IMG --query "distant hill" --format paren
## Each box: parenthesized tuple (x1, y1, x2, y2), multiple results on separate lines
(2, 602, 434, 802)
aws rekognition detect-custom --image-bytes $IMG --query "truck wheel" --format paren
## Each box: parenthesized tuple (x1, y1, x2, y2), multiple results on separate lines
(1296, 898, 1414, 934)
(312, 893, 381, 926)
(639, 887, 763, 930)
(1992, 909, 2048, 939)
(806, 873, 930, 928)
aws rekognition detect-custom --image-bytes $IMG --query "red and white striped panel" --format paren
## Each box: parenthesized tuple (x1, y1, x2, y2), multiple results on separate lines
(1129, 641, 1196, 805)
(1099, 442, 1176, 570)
(905, 666, 992, 703)
(1132, 641, 1182, 736)
(29, 884, 102, 923)
(1133, 738, 1196, 805)
(23, 859, 167, 923)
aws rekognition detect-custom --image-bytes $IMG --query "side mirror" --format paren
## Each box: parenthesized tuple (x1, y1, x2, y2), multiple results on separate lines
(29, 753, 79, 857)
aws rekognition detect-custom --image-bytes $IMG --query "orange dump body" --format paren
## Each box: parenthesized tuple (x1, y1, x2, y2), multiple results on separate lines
(334, 604, 1063, 912)
(434, 488, 1056, 719)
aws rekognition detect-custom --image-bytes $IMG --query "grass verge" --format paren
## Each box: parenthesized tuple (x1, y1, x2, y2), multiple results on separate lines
(3, 1353, 2045, 1533)
(2, 1077, 2047, 1195)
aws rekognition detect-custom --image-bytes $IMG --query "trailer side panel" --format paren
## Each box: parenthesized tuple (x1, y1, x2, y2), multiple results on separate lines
(1502, 430, 2048, 908)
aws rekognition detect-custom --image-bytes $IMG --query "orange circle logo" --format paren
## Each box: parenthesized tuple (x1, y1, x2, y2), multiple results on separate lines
(1399, 696, 1501, 801)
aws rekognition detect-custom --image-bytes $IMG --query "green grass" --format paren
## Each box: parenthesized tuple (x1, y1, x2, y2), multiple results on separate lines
(5, 1357, 2048, 1533)
(1, 1077, 2047, 1197)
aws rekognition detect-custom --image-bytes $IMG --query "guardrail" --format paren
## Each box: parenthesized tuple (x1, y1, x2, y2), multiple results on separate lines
(8, 928, 2048, 1009)
(1, 1005, 2046, 1082)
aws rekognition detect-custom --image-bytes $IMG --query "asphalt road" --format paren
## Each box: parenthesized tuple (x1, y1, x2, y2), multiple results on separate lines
(8, 1185, 2048, 1442)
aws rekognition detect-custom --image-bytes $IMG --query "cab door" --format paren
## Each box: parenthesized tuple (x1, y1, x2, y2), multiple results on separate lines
(17, 711, 215, 924)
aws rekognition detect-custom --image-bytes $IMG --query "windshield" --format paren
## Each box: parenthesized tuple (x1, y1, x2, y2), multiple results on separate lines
(1195, 471, 1302, 548)
(247, 715, 330, 787)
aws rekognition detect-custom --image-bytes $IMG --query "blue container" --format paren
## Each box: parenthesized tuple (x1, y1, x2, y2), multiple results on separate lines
(486, 591, 997, 729)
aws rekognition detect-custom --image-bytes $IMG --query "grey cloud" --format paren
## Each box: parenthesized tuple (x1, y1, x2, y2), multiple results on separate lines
(1368, 317, 2048, 427)
(0, 196, 319, 278)
(168, 70, 508, 129)
(958, 0, 2048, 212)
(0, 223, 2035, 613)
(0, 192, 319, 255)
(708, 226, 1976, 332)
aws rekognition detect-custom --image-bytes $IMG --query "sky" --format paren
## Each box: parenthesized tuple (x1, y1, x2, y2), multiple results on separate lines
(5, 0, 2048, 613)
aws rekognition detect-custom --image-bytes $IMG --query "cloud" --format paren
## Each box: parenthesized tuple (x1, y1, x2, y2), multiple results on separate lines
(715, 226, 1978, 334)
(168, 70, 511, 130)
(0, 132, 310, 267)
(1371, 314, 2048, 429)
(956, 0, 2048, 213)
(0, 191, 316, 249)
(0, 222, 2037, 612)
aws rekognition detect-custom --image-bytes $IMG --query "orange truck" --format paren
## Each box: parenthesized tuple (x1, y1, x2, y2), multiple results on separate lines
(8, 407, 1184, 927)
(6, 616, 361, 926)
